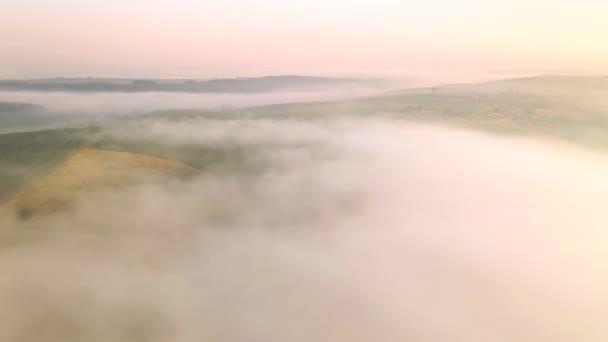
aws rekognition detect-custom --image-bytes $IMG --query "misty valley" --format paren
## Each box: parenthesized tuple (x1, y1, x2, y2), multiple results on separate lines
(2, 75, 608, 341)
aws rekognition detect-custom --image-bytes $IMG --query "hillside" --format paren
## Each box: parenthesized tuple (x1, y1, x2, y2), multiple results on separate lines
(7, 147, 196, 218)
(0, 128, 93, 203)
(437, 75, 608, 98)
(0, 101, 85, 133)
(0, 126, 259, 219)
(127, 75, 608, 149)
(0, 102, 54, 132)
(92, 135, 262, 175)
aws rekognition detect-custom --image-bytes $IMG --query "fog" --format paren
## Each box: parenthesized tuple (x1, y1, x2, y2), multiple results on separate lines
(0, 70, 527, 117)
(0, 85, 382, 117)
(2, 116, 608, 341)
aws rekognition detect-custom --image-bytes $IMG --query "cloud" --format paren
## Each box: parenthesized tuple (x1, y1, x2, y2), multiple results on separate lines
(2, 118, 608, 341)
(0, 85, 380, 118)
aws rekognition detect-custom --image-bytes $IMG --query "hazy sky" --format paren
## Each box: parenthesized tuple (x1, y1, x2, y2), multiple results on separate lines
(1, 0, 607, 78)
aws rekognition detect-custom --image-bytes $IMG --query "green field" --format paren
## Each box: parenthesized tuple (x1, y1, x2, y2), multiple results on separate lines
(0, 128, 93, 202)
(93, 133, 269, 176)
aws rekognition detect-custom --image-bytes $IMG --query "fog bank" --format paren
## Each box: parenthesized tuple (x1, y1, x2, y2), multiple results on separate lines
(0, 85, 380, 117)
(2, 119, 608, 341)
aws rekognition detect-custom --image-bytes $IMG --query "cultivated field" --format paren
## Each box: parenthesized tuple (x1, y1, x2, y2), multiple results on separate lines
(0, 128, 93, 202)
(7, 147, 196, 218)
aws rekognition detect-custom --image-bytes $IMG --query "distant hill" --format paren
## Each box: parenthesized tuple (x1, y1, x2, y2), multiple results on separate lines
(0, 102, 45, 113)
(0, 76, 384, 93)
(0, 101, 80, 133)
(435, 75, 608, 99)
(127, 75, 608, 150)
(0, 102, 53, 132)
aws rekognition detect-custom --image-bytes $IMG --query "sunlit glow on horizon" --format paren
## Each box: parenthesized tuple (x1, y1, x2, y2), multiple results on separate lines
(1, 0, 607, 78)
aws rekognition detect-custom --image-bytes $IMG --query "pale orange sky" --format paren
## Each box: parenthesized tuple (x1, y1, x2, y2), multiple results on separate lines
(1, 0, 607, 78)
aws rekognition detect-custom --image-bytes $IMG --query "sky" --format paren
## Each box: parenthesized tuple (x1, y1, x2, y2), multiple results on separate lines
(1, 0, 607, 78)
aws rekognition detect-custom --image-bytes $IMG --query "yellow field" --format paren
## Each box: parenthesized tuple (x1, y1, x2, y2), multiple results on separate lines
(5, 148, 197, 218)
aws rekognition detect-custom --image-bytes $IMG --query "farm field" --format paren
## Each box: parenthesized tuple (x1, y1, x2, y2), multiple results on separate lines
(0, 128, 93, 203)
(6, 147, 196, 218)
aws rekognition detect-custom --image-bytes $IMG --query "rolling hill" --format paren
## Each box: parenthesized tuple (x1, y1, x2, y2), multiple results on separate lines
(0, 101, 85, 133)
(0, 128, 93, 203)
(2, 75, 608, 219)
(125, 75, 608, 149)
(7, 147, 196, 218)
(0, 127, 260, 219)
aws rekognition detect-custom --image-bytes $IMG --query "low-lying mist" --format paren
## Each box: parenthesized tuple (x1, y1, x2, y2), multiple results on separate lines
(0, 85, 380, 117)
(2, 118, 608, 341)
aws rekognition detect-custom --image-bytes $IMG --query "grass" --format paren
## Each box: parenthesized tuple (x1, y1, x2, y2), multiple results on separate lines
(7, 147, 196, 217)
(0, 127, 94, 202)
(93, 134, 267, 176)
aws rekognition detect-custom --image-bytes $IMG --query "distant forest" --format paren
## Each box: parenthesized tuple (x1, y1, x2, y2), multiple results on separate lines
(0, 76, 372, 93)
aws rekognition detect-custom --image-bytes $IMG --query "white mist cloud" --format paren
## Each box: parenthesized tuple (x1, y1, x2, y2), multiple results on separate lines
(0, 86, 380, 117)
(2, 119, 608, 341)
